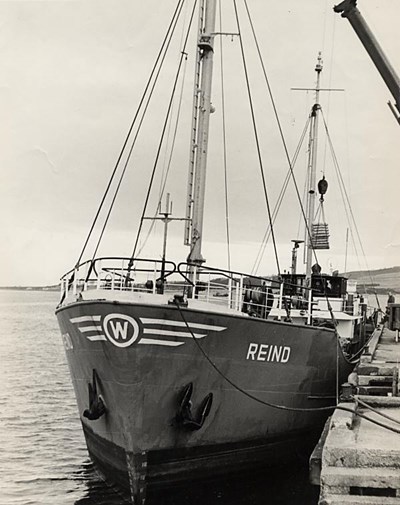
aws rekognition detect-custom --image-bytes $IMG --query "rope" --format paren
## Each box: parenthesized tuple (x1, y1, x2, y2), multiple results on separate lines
(88, 0, 187, 265)
(242, 0, 324, 282)
(75, 0, 185, 268)
(174, 299, 335, 413)
(337, 405, 400, 434)
(128, 0, 198, 270)
(218, 0, 231, 272)
(233, 0, 281, 276)
(241, 4, 340, 326)
(321, 110, 381, 311)
(357, 397, 400, 427)
(136, 49, 190, 258)
(251, 115, 311, 276)
(173, 299, 400, 435)
(236, 10, 338, 326)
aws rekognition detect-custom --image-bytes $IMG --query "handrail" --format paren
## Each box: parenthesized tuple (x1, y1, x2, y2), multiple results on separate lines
(59, 256, 372, 329)
(61, 256, 323, 298)
(60, 256, 178, 280)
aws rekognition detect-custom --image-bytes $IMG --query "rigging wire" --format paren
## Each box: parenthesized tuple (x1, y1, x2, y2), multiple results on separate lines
(238, 8, 346, 332)
(157, 0, 192, 200)
(218, 0, 231, 272)
(173, 299, 400, 435)
(251, 115, 311, 275)
(75, 0, 185, 268)
(240, 4, 347, 324)
(238, 5, 340, 328)
(232, 0, 281, 276)
(88, 0, 187, 264)
(128, 0, 198, 270)
(321, 110, 381, 310)
(136, 50, 190, 258)
(242, 0, 324, 280)
(160, 56, 189, 200)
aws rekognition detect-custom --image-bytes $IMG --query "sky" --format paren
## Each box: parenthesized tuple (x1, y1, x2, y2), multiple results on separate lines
(0, 0, 399, 286)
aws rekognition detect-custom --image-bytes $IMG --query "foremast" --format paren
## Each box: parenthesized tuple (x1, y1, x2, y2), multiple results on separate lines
(305, 55, 323, 284)
(185, 0, 217, 267)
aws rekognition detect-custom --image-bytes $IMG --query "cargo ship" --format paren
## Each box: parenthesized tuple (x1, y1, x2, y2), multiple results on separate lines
(56, 1, 374, 502)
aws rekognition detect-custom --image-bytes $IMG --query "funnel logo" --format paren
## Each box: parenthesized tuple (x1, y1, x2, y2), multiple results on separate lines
(103, 314, 140, 348)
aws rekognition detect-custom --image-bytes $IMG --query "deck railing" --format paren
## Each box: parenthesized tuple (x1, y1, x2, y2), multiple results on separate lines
(59, 256, 374, 323)
(59, 257, 288, 314)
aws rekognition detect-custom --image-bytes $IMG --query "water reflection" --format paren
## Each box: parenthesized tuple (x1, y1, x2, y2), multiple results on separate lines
(72, 458, 319, 505)
(73, 460, 130, 505)
(0, 290, 320, 505)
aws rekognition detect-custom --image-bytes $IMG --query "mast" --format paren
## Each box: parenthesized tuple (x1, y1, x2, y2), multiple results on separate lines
(186, 0, 217, 265)
(184, 2, 204, 247)
(305, 54, 322, 283)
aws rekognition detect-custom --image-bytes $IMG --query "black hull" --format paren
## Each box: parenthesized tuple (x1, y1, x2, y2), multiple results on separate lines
(56, 298, 353, 502)
(83, 421, 320, 490)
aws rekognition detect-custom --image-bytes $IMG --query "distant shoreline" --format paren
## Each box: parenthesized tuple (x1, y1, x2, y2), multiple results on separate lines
(1, 266, 399, 294)
(0, 286, 60, 292)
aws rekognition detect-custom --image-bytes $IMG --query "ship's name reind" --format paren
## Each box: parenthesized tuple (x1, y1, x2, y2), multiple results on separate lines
(246, 343, 291, 363)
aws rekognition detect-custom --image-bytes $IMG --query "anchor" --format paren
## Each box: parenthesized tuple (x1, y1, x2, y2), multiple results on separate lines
(176, 382, 213, 431)
(83, 369, 106, 421)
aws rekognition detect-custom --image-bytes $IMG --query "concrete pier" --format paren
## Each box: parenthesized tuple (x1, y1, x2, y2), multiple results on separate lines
(311, 327, 400, 505)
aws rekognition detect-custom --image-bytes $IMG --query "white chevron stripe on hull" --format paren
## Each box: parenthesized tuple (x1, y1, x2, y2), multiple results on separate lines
(79, 326, 103, 333)
(87, 335, 107, 341)
(70, 316, 101, 323)
(143, 328, 207, 338)
(139, 338, 184, 347)
(139, 318, 226, 332)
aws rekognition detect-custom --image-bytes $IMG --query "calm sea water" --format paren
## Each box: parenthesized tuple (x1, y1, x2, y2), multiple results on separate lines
(0, 289, 323, 505)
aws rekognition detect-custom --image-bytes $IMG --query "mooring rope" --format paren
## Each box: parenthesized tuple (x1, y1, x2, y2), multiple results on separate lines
(357, 397, 400, 427)
(173, 299, 400, 434)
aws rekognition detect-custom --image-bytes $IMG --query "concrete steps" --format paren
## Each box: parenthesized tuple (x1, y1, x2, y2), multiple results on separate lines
(318, 396, 400, 504)
(357, 359, 399, 396)
(322, 466, 400, 490)
(315, 328, 400, 505)
(321, 495, 400, 505)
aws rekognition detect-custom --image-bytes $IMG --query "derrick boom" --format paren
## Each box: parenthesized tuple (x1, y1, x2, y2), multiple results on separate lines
(334, 0, 400, 124)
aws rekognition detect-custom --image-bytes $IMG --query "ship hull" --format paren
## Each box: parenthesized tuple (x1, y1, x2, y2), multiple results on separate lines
(56, 297, 353, 502)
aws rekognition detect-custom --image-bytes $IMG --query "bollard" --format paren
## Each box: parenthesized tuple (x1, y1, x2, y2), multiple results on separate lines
(339, 382, 355, 402)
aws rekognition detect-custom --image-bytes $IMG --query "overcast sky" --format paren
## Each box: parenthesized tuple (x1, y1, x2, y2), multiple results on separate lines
(1, 0, 399, 286)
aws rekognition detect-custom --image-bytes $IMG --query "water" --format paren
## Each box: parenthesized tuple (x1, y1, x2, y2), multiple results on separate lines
(0, 289, 318, 505)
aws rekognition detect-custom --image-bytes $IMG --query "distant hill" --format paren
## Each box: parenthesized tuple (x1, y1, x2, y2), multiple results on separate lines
(343, 266, 400, 294)
(1, 267, 400, 294)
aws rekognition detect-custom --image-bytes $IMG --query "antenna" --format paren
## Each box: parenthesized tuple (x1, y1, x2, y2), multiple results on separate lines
(143, 193, 189, 293)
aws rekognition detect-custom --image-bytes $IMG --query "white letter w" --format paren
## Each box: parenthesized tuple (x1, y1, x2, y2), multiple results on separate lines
(109, 321, 128, 340)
